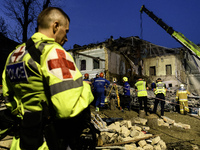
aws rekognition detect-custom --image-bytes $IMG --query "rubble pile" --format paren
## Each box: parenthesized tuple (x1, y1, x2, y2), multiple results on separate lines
(96, 119, 167, 150)
(158, 116, 191, 129)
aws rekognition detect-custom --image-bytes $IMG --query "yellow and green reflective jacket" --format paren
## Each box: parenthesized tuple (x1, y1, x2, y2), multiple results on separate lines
(2, 32, 94, 119)
(135, 80, 147, 97)
(154, 82, 166, 96)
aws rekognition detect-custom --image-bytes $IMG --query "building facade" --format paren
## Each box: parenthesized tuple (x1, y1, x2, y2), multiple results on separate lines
(68, 36, 200, 94)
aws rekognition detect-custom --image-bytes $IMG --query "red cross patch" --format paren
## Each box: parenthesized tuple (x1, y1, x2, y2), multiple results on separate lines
(11, 46, 25, 62)
(47, 48, 76, 80)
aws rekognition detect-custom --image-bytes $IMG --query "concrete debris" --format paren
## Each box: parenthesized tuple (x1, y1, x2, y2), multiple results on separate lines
(143, 144, 154, 150)
(158, 139, 167, 150)
(138, 139, 147, 147)
(173, 122, 191, 129)
(131, 117, 148, 125)
(161, 116, 175, 124)
(151, 136, 161, 145)
(157, 118, 165, 126)
(97, 119, 167, 150)
(157, 116, 190, 129)
(124, 144, 137, 150)
(95, 115, 191, 149)
(120, 125, 130, 138)
(157, 119, 170, 128)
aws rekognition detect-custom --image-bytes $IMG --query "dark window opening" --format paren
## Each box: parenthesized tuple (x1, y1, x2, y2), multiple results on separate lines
(169, 83, 172, 87)
(93, 59, 99, 69)
(149, 66, 156, 76)
(166, 64, 172, 75)
(81, 60, 86, 70)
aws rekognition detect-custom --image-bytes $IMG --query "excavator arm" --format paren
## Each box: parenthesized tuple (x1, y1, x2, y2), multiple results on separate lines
(140, 5, 200, 60)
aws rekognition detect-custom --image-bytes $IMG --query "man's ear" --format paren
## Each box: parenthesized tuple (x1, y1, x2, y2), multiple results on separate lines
(53, 21, 59, 34)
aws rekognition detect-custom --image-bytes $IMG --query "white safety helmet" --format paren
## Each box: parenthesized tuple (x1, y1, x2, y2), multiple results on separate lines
(180, 84, 184, 88)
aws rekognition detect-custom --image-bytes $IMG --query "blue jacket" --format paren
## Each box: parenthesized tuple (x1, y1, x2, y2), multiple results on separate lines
(93, 77, 110, 93)
(83, 79, 90, 82)
(123, 82, 130, 96)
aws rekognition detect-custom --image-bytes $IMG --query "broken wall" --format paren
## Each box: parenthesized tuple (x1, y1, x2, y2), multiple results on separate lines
(69, 46, 106, 79)
(106, 48, 130, 82)
(143, 54, 184, 88)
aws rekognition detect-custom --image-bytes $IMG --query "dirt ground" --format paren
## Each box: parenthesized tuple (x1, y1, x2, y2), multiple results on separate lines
(91, 105, 200, 150)
(1, 106, 199, 150)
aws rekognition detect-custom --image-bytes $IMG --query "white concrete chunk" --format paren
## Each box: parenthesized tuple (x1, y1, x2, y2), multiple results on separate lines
(109, 133, 118, 143)
(120, 125, 130, 137)
(108, 122, 121, 133)
(125, 144, 136, 150)
(131, 125, 142, 132)
(122, 136, 134, 142)
(130, 129, 140, 137)
(143, 144, 153, 150)
(136, 147, 144, 150)
(173, 122, 191, 129)
(158, 139, 167, 150)
(162, 116, 175, 124)
(151, 136, 161, 145)
(157, 119, 165, 126)
(153, 144, 161, 150)
(132, 117, 147, 125)
(127, 120, 132, 129)
(138, 140, 147, 147)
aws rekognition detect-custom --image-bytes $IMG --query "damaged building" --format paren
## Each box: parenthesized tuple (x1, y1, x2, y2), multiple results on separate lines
(68, 36, 200, 95)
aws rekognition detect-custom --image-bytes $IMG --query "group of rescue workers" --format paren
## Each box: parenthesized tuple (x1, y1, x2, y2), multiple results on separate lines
(84, 73, 191, 117)
(0, 6, 192, 150)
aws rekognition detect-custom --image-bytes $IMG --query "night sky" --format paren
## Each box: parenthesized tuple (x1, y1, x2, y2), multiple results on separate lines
(1, 0, 200, 50)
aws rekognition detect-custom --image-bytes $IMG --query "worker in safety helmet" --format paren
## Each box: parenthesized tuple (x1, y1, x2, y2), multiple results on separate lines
(135, 76, 149, 116)
(2, 7, 94, 150)
(83, 73, 91, 84)
(123, 77, 130, 96)
(120, 77, 131, 110)
(93, 72, 110, 111)
(153, 78, 167, 117)
(176, 84, 191, 115)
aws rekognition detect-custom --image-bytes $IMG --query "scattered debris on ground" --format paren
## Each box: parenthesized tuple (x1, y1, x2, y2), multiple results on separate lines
(92, 105, 200, 150)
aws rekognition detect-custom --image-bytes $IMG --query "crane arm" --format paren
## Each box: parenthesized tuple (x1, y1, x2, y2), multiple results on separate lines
(140, 5, 200, 60)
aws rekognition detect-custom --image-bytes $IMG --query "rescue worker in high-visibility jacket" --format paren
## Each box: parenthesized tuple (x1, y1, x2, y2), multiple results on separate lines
(135, 77, 149, 116)
(2, 7, 93, 150)
(176, 84, 190, 115)
(93, 72, 110, 111)
(153, 78, 167, 117)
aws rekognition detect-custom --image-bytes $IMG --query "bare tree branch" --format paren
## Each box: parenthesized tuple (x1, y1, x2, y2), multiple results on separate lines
(2, 0, 61, 42)
(3, 0, 40, 42)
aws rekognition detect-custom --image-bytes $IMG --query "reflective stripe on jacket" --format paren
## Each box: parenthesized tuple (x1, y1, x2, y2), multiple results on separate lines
(154, 82, 166, 96)
(135, 80, 147, 97)
(2, 32, 94, 119)
(176, 89, 190, 101)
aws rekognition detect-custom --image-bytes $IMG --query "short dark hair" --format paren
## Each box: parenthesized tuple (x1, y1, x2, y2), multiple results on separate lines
(37, 7, 70, 29)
